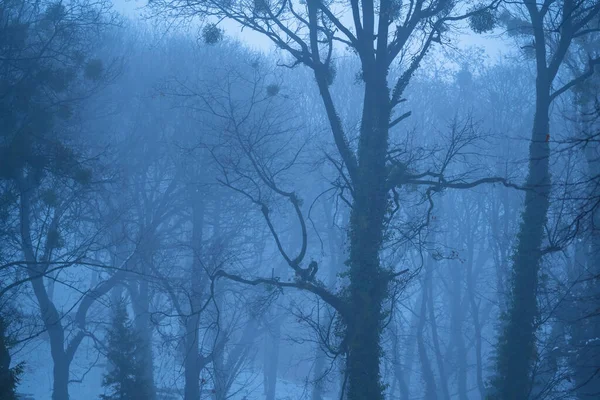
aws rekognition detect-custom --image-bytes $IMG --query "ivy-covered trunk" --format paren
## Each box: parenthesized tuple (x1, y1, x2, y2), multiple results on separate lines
(493, 77, 551, 399)
(344, 69, 390, 400)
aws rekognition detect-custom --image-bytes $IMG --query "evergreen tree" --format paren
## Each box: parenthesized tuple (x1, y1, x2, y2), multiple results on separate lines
(0, 312, 24, 400)
(100, 299, 152, 400)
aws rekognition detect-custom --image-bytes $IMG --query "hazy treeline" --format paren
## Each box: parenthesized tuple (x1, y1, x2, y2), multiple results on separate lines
(1, 0, 599, 399)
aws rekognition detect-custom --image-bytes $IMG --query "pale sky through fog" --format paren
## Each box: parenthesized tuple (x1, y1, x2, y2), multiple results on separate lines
(111, 0, 511, 60)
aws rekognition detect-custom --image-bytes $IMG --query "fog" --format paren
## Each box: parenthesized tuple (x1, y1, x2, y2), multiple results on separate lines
(1, 1, 599, 400)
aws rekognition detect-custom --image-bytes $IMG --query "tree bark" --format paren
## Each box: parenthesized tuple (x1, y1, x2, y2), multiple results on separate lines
(343, 56, 391, 400)
(450, 256, 468, 400)
(52, 357, 70, 400)
(312, 194, 345, 400)
(493, 74, 551, 399)
(18, 177, 71, 400)
(465, 220, 486, 400)
(184, 188, 206, 400)
(416, 262, 437, 400)
(263, 318, 280, 400)
(131, 277, 157, 400)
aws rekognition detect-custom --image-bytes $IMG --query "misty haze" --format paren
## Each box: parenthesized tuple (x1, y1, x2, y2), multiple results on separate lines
(1, 0, 599, 399)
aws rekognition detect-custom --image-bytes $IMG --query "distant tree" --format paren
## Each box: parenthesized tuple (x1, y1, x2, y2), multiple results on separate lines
(100, 299, 152, 400)
(562, 79, 600, 399)
(0, 0, 116, 182)
(0, 1, 124, 398)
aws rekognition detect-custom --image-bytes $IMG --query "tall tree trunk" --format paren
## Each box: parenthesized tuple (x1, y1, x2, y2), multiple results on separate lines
(184, 189, 206, 400)
(133, 278, 157, 400)
(311, 344, 326, 400)
(450, 258, 468, 400)
(263, 317, 280, 400)
(389, 321, 412, 400)
(425, 239, 450, 400)
(417, 271, 437, 400)
(466, 225, 486, 400)
(493, 72, 551, 399)
(18, 177, 71, 400)
(52, 356, 70, 400)
(344, 63, 391, 400)
(395, 299, 419, 400)
(312, 196, 345, 400)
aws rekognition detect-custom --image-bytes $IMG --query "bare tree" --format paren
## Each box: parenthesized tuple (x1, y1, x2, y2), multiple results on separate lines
(144, 0, 523, 397)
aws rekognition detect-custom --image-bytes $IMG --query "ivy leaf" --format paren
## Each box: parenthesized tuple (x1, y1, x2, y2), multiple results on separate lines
(41, 189, 59, 207)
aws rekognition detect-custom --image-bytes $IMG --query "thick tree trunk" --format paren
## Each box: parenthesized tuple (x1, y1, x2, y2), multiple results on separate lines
(344, 158, 387, 400)
(344, 65, 390, 400)
(494, 79, 551, 399)
(490, 177, 513, 316)
(52, 356, 70, 400)
(183, 317, 201, 400)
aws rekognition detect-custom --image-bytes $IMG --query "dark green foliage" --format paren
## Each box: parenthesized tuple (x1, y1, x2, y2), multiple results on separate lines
(388, 0, 402, 21)
(325, 62, 336, 86)
(253, 0, 269, 14)
(202, 23, 223, 44)
(45, 2, 67, 21)
(100, 300, 152, 400)
(46, 228, 64, 250)
(266, 83, 280, 97)
(469, 7, 497, 34)
(0, 313, 24, 400)
(354, 69, 364, 84)
(0, 0, 108, 183)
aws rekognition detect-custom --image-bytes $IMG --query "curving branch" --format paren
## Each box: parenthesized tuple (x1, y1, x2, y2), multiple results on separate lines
(214, 269, 349, 318)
